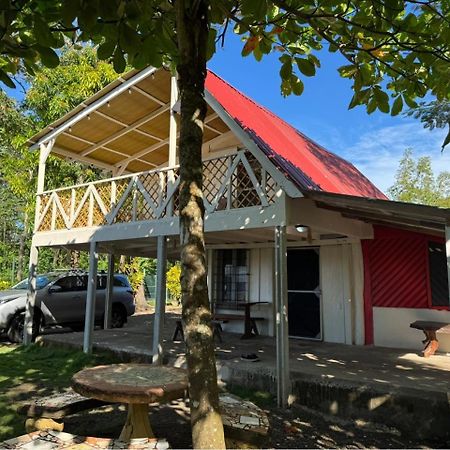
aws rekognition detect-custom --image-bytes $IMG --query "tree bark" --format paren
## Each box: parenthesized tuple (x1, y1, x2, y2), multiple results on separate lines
(175, 1, 225, 449)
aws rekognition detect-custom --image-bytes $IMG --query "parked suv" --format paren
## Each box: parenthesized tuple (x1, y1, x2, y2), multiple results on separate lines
(0, 271, 135, 342)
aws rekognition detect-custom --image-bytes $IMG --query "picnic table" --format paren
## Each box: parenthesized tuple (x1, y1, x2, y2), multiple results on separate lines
(410, 320, 450, 357)
(72, 364, 187, 441)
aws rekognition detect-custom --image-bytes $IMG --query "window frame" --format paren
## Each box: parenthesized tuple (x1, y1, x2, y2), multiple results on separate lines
(213, 249, 250, 310)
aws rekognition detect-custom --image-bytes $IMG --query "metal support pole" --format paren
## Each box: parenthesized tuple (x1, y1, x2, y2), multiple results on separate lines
(446, 225, 450, 306)
(83, 241, 98, 353)
(274, 225, 290, 408)
(104, 253, 115, 329)
(152, 236, 167, 364)
(23, 246, 39, 344)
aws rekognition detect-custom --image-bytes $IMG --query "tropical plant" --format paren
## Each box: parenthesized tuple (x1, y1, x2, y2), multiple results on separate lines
(166, 263, 182, 304)
(388, 149, 450, 207)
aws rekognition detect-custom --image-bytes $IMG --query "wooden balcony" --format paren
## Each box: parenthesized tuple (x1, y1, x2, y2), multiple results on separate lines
(36, 151, 282, 234)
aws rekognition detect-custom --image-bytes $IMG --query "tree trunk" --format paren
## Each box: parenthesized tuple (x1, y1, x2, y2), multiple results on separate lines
(134, 282, 148, 312)
(176, 1, 225, 449)
(17, 209, 29, 281)
(70, 250, 80, 269)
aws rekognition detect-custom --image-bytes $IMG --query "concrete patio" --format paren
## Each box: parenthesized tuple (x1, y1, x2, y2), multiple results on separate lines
(39, 311, 450, 440)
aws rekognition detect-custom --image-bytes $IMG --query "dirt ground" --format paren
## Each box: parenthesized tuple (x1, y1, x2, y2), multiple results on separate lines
(63, 397, 448, 449)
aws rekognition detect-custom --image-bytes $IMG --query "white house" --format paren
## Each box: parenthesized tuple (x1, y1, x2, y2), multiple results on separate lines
(24, 67, 450, 404)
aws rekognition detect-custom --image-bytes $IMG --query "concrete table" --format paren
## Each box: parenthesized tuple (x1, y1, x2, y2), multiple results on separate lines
(72, 364, 187, 441)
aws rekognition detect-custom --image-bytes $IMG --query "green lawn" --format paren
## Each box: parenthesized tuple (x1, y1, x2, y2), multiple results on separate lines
(0, 343, 116, 442)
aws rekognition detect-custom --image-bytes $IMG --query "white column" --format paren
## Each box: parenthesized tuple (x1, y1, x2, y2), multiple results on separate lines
(104, 253, 115, 329)
(152, 236, 167, 364)
(274, 225, 290, 408)
(23, 139, 54, 345)
(83, 241, 98, 353)
(23, 246, 38, 344)
(446, 225, 450, 305)
(168, 75, 178, 167)
(167, 76, 178, 216)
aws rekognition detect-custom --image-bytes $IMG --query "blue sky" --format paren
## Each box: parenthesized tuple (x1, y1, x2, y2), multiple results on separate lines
(209, 33, 449, 194)
(3, 34, 449, 195)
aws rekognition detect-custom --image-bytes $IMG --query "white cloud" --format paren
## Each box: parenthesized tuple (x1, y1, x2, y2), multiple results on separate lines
(302, 121, 450, 194)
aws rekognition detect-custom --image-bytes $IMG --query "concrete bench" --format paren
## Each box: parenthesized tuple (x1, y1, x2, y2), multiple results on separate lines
(410, 320, 450, 357)
(219, 393, 269, 448)
(0, 430, 170, 449)
(16, 390, 110, 432)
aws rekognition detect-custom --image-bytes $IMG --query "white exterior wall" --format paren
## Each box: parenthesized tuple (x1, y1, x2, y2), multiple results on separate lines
(319, 243, 365, 345)
(215, 242, 366, 343)
(216, 248, 275, 336)
(373, 307, 450, 353)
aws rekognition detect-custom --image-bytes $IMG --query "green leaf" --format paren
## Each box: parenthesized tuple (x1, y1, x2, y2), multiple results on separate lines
(34, 16, 56, 47)
(0, 69, 15, 88)
(338, 64, 358, 78)
(113, 47, 126, 73)
(391, 96, 403, 116)
(291, 77, 304, 96)
(296, 58, 315, 77)
(403, 95, 418, 109)
(97, 40, 116, 60)
(279, 60, 292, 80)
(35, 46, 60, 68)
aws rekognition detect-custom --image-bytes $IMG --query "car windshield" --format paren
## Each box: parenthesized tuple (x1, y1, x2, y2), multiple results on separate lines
(13, 274, 60, 290)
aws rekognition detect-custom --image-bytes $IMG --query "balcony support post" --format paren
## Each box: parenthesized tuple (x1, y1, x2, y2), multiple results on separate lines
(23, 139, 54, 345)
(83, 240, 98, 353)
(167, 76, 178, 216)
(274, 224, 290, 408)
(104, 253, 115, 329)
(152, 236, 167, 364)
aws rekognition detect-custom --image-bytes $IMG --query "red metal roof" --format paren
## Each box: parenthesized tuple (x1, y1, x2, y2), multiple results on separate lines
(205, 71, 387, 200)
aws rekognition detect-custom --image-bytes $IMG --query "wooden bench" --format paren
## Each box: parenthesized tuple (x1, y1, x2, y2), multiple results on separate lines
(16, 390, 110, 432)
(172, 319, 223, 342)
(0, 430, 170, 449)
(410, 320, 450, 357)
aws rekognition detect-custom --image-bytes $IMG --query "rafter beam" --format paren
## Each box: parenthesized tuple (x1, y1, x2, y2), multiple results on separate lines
(93, 110, 165, 142)
(82, 104, 170, 157)
(53, 146, 117, 171)
(115, 112, 219, 168)
(30, 66, 157, 150)
(62, 132, 156, 168)
(118, 76, 166, 106)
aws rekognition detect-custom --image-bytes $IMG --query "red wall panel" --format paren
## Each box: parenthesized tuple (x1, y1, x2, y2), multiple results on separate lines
(364, 233, 429, 308)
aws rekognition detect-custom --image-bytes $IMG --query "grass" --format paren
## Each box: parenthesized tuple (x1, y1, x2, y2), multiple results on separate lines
(226, 385, 275, 408)
(0, 343, 117, 442)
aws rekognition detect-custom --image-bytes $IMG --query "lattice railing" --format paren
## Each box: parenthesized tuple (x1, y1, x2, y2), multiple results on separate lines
(36, 151, 281, 232)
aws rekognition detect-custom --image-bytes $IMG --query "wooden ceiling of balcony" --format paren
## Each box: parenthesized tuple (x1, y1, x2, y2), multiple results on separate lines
(29, 67, 240, 174)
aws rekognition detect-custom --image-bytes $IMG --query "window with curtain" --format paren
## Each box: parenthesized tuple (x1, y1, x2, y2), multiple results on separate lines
(213, 249, 249, 309)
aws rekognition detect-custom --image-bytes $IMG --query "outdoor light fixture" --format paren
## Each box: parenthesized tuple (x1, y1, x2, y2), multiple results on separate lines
(295, 224, 309, 233)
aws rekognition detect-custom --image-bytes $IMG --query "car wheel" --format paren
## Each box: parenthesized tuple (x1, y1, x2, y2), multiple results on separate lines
(111, 305, 126, 328)
(7, 310, 43, 343)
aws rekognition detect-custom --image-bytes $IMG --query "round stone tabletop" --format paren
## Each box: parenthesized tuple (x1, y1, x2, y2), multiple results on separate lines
(72, 364, 188, 405)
